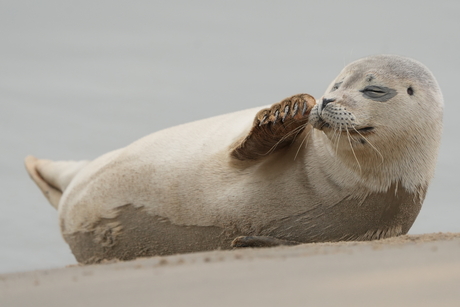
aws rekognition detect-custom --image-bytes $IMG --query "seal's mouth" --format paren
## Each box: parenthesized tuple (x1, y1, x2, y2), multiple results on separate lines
(318, 121, 375, 134)
(313, 108, 375, 134)
(341, 126, 375, 134)
(355, 127, 375, 133)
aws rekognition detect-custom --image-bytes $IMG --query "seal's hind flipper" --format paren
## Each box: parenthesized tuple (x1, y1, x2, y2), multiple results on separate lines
(24, 156, 89, 209)
(231, 94, 316, 160)
(25, 156, 62, 209)
(231, 236, 300, 248)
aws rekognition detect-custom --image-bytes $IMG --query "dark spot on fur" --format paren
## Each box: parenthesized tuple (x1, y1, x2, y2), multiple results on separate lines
(331, 82, 343, 92)
(407, 87, 414, 95)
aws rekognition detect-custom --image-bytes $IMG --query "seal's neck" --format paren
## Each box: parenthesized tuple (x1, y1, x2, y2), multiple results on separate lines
(309, 129, 436, 195)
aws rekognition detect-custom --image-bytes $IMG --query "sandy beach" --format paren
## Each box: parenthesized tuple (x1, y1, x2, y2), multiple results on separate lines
(2, 233, 459, 307)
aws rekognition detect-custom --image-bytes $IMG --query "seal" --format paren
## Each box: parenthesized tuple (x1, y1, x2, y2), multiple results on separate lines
(25, 54, 443, 264)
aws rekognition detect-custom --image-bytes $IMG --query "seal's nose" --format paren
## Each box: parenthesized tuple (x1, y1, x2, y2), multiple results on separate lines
(322, 98, 336, 108)
(319, 97, 336, 114)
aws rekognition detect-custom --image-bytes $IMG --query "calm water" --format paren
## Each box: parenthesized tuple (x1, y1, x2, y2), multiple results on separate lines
(1, 1, 459, 273)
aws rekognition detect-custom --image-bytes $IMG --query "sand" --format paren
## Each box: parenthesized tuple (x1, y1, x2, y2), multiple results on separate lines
(1, 233, 459, 307)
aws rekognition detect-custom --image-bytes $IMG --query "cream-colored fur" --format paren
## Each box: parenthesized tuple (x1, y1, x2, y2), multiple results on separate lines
(308, 55, 443, 194)
(25, 55, 443, 263)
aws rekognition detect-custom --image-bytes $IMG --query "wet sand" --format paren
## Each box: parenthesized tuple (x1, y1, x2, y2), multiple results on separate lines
(2, 232, 460, 307)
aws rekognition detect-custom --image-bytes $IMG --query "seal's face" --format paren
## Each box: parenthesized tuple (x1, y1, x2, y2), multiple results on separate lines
(309, 55, 443, 151)
(310, 69, 406, 140)
(307, 55, 443, 192)
(310, 71, 400, 136)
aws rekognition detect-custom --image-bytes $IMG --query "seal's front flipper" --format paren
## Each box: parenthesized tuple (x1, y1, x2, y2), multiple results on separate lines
(231, 236, 300, 248)
(231, 94, 316, 161)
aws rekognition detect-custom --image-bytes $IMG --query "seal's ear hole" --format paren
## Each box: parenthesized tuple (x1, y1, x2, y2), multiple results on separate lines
(407, 87, 414, 96)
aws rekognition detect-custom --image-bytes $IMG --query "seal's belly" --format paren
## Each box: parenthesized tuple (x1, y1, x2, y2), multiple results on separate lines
(64, 204, 239, 264)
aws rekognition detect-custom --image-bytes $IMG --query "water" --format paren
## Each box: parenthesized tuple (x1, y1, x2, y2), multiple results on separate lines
(1, 1, 459, 273)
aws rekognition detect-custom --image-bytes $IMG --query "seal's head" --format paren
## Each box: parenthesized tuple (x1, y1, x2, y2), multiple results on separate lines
(309, 55, 443, 192)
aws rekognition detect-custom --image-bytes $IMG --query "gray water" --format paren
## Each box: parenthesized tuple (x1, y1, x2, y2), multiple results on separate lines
(1, 1, 459, 274)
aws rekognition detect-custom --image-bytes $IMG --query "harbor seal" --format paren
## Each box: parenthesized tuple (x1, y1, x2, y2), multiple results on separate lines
(25, 54, 443, 264)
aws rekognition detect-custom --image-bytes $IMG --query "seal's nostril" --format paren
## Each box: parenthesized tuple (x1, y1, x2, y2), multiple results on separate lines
(322, 98, 336, 107)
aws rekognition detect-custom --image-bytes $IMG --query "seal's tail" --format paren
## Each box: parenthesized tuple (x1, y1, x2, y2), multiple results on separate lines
(24, 156, 89, 209)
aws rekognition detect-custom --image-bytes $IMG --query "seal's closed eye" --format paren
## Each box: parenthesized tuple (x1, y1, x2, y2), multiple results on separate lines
(360, 86, 397, 102)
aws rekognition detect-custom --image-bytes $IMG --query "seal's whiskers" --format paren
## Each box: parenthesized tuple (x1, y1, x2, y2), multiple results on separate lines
(352, 126, 384, 165)
(294, 123, 312, 161)
(265, 124, 306, 156)
(346, 126, 362, 174)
